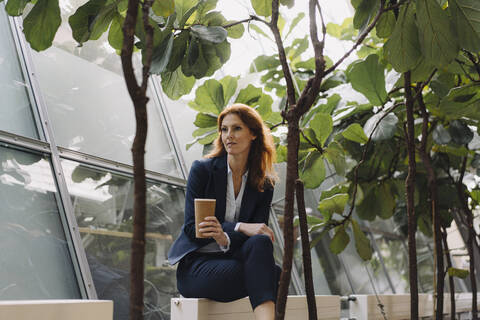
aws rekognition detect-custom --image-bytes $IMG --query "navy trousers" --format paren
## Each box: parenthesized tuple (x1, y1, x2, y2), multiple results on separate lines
(176, 234, 281, 310)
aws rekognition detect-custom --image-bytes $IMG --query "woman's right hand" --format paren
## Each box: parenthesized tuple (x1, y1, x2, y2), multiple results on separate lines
(238, 223, 275, 243)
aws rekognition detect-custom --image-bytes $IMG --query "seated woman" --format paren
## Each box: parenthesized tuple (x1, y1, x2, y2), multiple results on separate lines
(168, 103, 281, 320)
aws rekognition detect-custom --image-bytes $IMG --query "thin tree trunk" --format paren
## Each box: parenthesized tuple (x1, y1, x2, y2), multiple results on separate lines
(120, 0, 154, 318)
(418, 92, 444, 319)
(295, 180, 317, 320)
(456, 157, 478, 320)
(276, 116, 300, 320)
(404, 71, 419, 319)
(441, 227, 456, 320)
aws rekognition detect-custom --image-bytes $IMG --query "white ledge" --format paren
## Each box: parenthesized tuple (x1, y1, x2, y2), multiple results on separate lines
(0, 300, 113, 320)
(171, 295, 340, 320)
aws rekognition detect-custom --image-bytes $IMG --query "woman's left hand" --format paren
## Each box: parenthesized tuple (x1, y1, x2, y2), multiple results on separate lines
(198, 216, 228, 247)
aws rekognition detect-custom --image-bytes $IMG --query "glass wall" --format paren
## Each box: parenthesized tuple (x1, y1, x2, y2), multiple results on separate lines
(0, 144, 80, 299)
(0, 4, 38, 139)
(29, 0, 182, 177)
(62, 159, 184, 319)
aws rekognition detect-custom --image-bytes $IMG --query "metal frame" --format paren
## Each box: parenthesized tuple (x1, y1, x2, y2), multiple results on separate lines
(150, 76, 189, 180)
(10, 15, 96, 299)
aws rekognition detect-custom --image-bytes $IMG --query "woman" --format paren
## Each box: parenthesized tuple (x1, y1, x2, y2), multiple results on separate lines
(168, 103, 280, 319)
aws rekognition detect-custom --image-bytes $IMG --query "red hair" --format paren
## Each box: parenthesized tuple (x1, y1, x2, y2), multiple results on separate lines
(206, 103, 277, 192)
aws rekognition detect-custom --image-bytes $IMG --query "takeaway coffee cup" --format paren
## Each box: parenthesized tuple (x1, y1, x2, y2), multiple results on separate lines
(195, 198, 216, 238)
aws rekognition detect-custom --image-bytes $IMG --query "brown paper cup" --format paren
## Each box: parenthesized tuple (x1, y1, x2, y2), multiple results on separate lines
(195, 199, 216, 238)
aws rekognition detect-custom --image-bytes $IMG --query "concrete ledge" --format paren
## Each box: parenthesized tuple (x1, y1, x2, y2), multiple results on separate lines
(0, 300, 113, 320)
(349, 293, 480, 320)
(171, 295, 340, 320)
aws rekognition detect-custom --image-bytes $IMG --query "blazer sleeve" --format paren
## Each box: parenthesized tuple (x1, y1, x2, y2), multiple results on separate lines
(221, 185, 274, 252)
(182, 160, 215, 246)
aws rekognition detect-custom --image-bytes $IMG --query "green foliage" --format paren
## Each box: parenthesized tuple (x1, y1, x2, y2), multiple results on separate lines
(342, 123, 368, 144)
(363, 112, 399, 141)
(416, 0, 459, 68)
(152, 0, 175, 17)
(23, 0, 61, 51)
(449, 0, 480, 52)
(329, 226, 350, 254)
(347, 54, 387, 106)
(251, 0, 272, 17)
(351, 219, 373, 260)
(384, 3, 421, 73)
(317, 193, 349, 220)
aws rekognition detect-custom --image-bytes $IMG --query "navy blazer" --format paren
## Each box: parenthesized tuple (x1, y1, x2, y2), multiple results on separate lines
(168, 154, 274, 265)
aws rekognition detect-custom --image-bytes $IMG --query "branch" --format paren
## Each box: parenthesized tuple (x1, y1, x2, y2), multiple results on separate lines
(269, 0, 296, 107)
(464, 50, 480, 80)
(300, 130, 323, 153)
(294, 0, 326, 116)
(324, 0, 386, 76)
(120, 0, 141, 98)
(141, 0, 154, 93)
(384, 0, 408, 11)
(222, 16, 262, 29)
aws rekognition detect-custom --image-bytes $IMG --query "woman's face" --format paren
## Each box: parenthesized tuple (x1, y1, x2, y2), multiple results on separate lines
(221, 113, 256, 157)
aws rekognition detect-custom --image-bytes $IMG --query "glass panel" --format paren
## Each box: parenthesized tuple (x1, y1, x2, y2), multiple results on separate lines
(62, 159, 184, 320)
(0, 145, 80, 299)
(30, 0, 181, 177)
(0, 5, 38, 139)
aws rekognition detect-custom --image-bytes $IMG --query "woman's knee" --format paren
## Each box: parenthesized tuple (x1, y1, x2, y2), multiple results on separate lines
(246, 234, 273, 250)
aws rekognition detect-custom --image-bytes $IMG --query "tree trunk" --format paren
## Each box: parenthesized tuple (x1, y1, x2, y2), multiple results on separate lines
(129, 103, 148, 320)
(295, 180, 317, 320)
(120, 0, 153, 318)
(456, 157, 478, 320)
(441, 227, 456, 320)
(404, 71, 419, 319)
(418, 92, 444, 319)
(276, 114, 300, 320)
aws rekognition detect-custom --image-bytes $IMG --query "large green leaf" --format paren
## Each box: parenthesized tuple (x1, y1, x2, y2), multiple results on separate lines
(23, 0, 61, 51)
(189, 79, 225, 114)
(448, 120, 473, 145)
(432, 124, 451, 145)
(377, 182, 396, 219)
(160, 68, 195, 100)
(235, 84, 263, 106)
(384, 3, 422, 73)
(310, 113, 333, 146)
(182, 39, 230, 79)
(299, 151, 326, 189)
(449, 0, 480, 52)
(251, 0, 272, 17)
(347, 54, 387, 106)
(69, 0, 107, 44)
(351, 219, 373, 260)
(324, 141, 346, 176)
(285, 12, 305, 39)
(437, 84, 480, 120)
(175, 0, 197, 27)
(353, 0, 378, 31)
(190, 25, 227, 43)
(219, 76, 238, 105)
(107, 14, 124, 50)
(342, 123, 368, 144)
(356, 188, 377, 221)
(416, 0, 459, 68)
(363, 112, 398, 141)
(376, 10, 395, 38)
(194, 113, 218, 128)
(152, 0, 174, 17)
(150, 33, 174, 74)
(225, 20, 245, 39)
(318, 193, 349, 220)
(166, 30, 189, 72)
(5, 0, 30, 16)
(329, 226, 350, 255)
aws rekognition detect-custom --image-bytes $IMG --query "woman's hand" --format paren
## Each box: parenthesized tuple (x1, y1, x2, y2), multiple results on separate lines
(238, 223, 275, 243)
(198, 216, 228, 247)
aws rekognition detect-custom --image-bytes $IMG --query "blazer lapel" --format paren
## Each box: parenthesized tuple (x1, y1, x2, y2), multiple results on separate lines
(213, 154, 227, 223)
